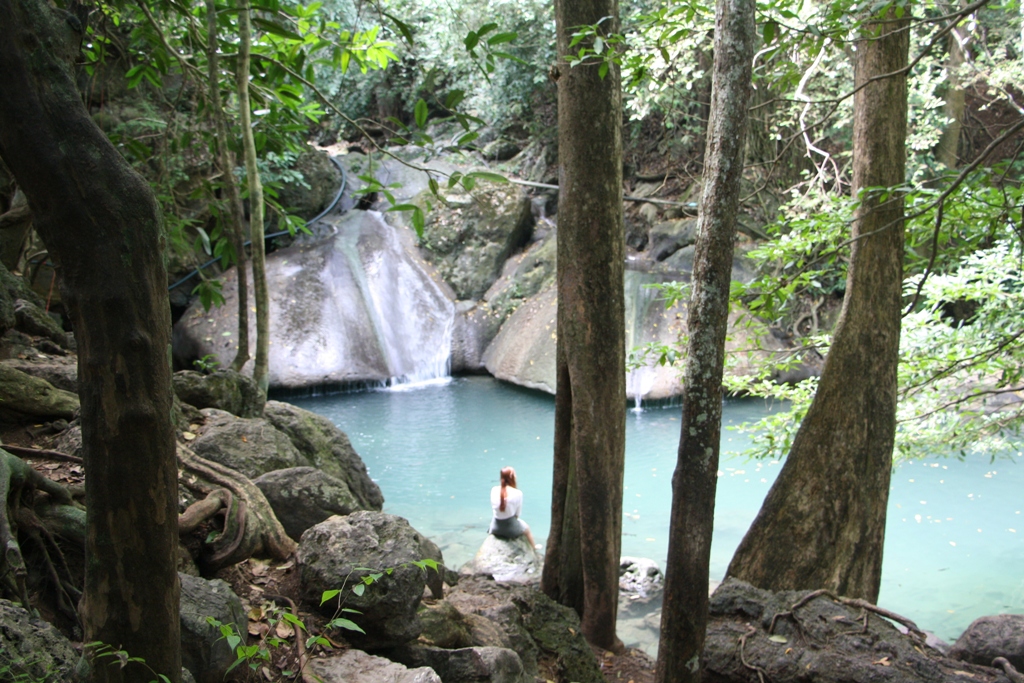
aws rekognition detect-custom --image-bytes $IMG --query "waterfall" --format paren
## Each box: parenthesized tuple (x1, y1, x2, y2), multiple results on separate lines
(333, 211, 455, 387)
(624, 269, 661, 411)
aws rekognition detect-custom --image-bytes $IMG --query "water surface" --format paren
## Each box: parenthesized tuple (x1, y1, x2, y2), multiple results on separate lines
(292, 376, 1024, 647)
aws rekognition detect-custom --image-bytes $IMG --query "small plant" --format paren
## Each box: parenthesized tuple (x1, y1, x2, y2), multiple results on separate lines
(84, 643, 172, 683)
(192, 354, 220, 374)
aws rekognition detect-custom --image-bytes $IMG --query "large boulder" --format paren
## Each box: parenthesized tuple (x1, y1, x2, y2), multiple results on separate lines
(949, 614, 1024, 671)
(307, 648, 441, 683)
(450, 301, 504, 374)
(417, 599, 513, 651)
(172, 369, 263, 418)
(418, 183, 534, 300)
(460, 535, 541, 584)
(483, 230, 557, 327)
(173, 210, 454, 389)
(0, 363, 79, 422)
(179, 573, 247, 683)
(189, 409, 305, 479)
(703, 579, 1007, 683)
(297, 511, 448, 649)
(254, 466, 361, 541)
(14, 299, 71, 349)
(446, 577, 605, 683)
(0, 599, 79, 682)
(648, 218, 698, 261)
(1, 357, 78, 392)
(387, 644, 529, 683)
(276, 148, 342, 220)
(262, 400, 383, 510)
(485, 268, 789, 402)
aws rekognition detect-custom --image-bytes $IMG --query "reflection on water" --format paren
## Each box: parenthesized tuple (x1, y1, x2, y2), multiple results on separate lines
(292, 376, 1024, 650)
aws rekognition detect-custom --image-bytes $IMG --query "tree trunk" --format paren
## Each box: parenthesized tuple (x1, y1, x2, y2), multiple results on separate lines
(206, 0, 250, 371)
(936, 13, 967, 169)
(655, 0, 756, 679)
(540, 0, 626, 651)
(0, 1, 181, 681)
(236, 0, 270, 397)
(726, 9, 909, 603)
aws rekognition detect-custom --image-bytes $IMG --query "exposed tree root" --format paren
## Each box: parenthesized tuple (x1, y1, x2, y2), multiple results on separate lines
(769, 588, 927, 643)
(739, 624, 769, 683)
(994, 658, 1024, 683)
(266, 592, 320, 683)
(2, 444, 83, 464)
(177, 444, 296, 571)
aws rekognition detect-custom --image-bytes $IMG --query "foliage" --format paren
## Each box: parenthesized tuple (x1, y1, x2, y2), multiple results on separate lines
(84, 643, 172, 683)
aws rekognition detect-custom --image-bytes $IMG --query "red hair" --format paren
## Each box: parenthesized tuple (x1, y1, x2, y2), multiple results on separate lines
(499, 467, 516, 512)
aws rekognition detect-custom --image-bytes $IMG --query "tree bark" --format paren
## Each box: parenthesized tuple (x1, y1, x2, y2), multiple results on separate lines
(726, 9, 909, 603)
(936, 10, 967, 169)
(236, 0, 270, 397)
(206, 0, 250, 371)
(0, 0, 181, 680)
(540, 0, 626, 651)
(655, 0, 756, 679)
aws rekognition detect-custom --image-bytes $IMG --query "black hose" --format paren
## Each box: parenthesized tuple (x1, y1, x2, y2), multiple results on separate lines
(168, 155, 348, 291)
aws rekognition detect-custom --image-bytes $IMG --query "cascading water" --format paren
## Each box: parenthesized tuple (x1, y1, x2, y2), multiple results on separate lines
(333, 210, 455, 387)
(624, 269, 665, 411)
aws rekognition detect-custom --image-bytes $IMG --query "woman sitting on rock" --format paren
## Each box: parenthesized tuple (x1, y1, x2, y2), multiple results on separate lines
(489, 466, 539, 548)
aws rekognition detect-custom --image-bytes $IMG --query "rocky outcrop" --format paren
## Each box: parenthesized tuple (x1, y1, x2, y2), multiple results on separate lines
(619, 557, 664, 603)
(262, 400, 383, 510)
(1, 357, 78, 392)
(460, 535, 541, 583)
(297, 512, 448, 649)
(190, 409, 306, 479)
(254, 466, 362, 541)
(949, 614, 1024, 670)
(14, 299, 71, 349)
(445, 577, 605, 683)
(179, 573, 247, 683)
(307, 648, 441, 683)
(172, 369, 264, 418)
(483, 284, 558, 394)
(387, 644, 530, 683)
(173, 210, 454, 388)
(418, 183, 534, 300)
(276, 148, 342, 220)
(0, 599, 79, 683)
(702, 579, 1008, 683)
(0, 363, 79, 422)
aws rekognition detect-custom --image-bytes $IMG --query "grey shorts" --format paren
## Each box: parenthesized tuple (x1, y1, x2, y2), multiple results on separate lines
(489, 516, 529, 539)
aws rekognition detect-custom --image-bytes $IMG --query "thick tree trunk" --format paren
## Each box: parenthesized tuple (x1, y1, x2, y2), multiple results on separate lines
(236, 0, 270, 397)
(655, 0, 756, 680)
(541, 0, 626, 651)
(936, 18, 966, 169)
(726, 10, 909, 603)
(206, 0, 250, 371)
(0, 1, 181, 681)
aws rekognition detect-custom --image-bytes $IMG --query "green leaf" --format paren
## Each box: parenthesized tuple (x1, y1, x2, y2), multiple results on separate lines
(321, 589, 340, 604)
(464, 30, 479, 51)
(598, 61, 609, 79)
(429, 178, 440, 196)
(487, 31, 517, 45)
(445, 89, 466, 109)
(330, 618, 366, 633)
(352, 583, 366, 596)
(226, 634, 242, 652)
(252, 17, 302, 41)
(414, 98, 428, 129)
(457, 131, 479, 146)
(763, 21, 776, 45)
(476, 22, 498, 37)
(411, 207, 425, 237)
(383, 11, 415, 45)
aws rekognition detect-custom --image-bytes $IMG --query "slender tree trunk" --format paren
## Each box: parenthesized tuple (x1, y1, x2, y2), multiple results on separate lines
(236, 0, 270, 396)
(540, 0, 626, 651)
(655, 0, 756, 679)
(726, 9, 909, 602)
(207, 0, 250, 371)
(936, 13, 967, 169)
(0, 1, 181, 681)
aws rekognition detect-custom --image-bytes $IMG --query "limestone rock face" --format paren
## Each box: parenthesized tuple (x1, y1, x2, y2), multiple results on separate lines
(254, 466, 361, 541)
(179, 573, 246, 683)
(173, 210, 454, 389)
(262, 400, 383, 510)
(483, 285, 558, 394)
(0, 599, 78, 683)
(297, 511, 448, 649)
(0, 363, 78, 422)
(949, 614, 1024, 671)
(307, 649, 441, 683)
(172, 369, 263, 418)
(460, 535, 541, 584)
(190, 409, 305, 480)
(418, 183, 534, 300)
